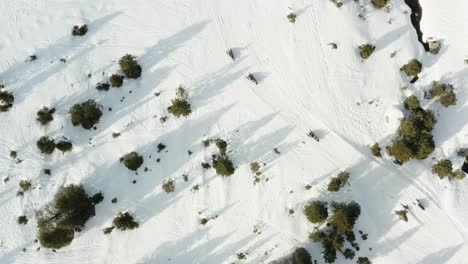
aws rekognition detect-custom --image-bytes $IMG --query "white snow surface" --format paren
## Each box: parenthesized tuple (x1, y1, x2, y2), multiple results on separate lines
(0, 0, 467, 263)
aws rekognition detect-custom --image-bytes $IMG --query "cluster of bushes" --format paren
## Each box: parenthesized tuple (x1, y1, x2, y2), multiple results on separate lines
(120, 151, 144, 171)
(358, 44, 376, 59)
(37, 185, 101, 248)
(37, 107, 56, 125)
(305, 200, 366, 263)
(432, 159, 465, 180)
(36, 136, 73, 155)
(426, 81, 457, 107)
(0, 87, 14, 112)
(327, 171, 350, 192)
(386, 96, 436, 163)
(168, 85, 192, 117)
(69, 100, 103, 129)
(104, 212, 139, 234)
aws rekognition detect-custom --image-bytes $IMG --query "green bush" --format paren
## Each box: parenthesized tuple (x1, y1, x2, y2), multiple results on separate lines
(37, 107, 56, 125)
(370, 143, 381, 157)
(432, 159, 453, 179)
(358, 44, 376, 59)
(37, 185, 96, 249)
(0, 89, 14, 112)
(96, 82, 110, 91)
(327, 171, 350, 192)
(122, 152, 144, 171)
(291, 247, 312, 264)
(110, 74, 124, 87)
(72, 25, 88, 36)
(37, 136, 56, 154)
(403, 96, 420, 112)
(371, 0, 388, 8)
(213, 155, 235, 176)
(119, 54, 142, 79)
(56, 139, 73, 153)
(304, 201, 328, 224)
(162, 179, 175, 193)
(113, 212, 139, 231)
(401, 59, 422, 77)
(69, 100, 103, 129)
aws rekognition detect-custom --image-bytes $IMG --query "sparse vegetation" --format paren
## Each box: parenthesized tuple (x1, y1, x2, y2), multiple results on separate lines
(69, 100, 103, 129)
(121, 152, 144, 171)
(401, 59, 422, 78)
(119, 54, 142, 79)
(110, 74, 124, 88)
(327, 171, 350, 192)
(36, 107, 55, 125)
(358, 44, 376, 59)
(168, 85, 192, 117)
(0, 88, 14, 112)
(37, 136, 56, 154)
(113, 212, 139, 231)
(72, 25, 88, 36)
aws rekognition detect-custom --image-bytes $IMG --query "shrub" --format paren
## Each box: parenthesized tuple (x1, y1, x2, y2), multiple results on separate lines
(157, 143, 166, 153)
(10, 150, 17, 159)
(428, 81, 448, 98)
(0, 89, 14, 112)
(357, 257, 372, 264)
(371, 0, 388, 8)
(201, 162, 211, 169)
(56, 139, 73, 153)
(343, 248, 355, 260)
(162, 179, 175, 193)
(110, 74, 124, 88)
(122, 152, 144, 171)
(358, 44, 376, 59)
(69, 100, 103, 129)
(168, 86, 192, 117)
(428, 82, 457, 107)
(399, 110, 435, 138)
(103, 226, 115, 234)
(37, 136, 56, 154)
(370, 143, 381, 157)
(401, 59, 422, 77)
(215, 138, 228, 155)
(395, 210, 408, 222)
(212, 155, 235, 176)
(329, 201, 361, 234)
(291, 247, 312, 264)
(36, 107, 55, 125)
(386, 138, 414, 163)
(19, 180, 32, 192)
(18, 215, 28, 225)
(327, 171, 350, 192)
(119, 54, 142, 79)
(250, 161, 261, 174)
(453, 170, 466, 180)
(37, 185, 96, 249)
(304, 200, 328, 224)
(113, 212, 139, 231)
(432, 159, 453, 179)
(287, 13, 297, 23)
(91, 192, 104, 204)
(72, 25, 88, 36)
(403, 96, 420, 111)
(96, 82, 110, 91)
(226, 49, 235, 61)
(438, 89, 457, 107)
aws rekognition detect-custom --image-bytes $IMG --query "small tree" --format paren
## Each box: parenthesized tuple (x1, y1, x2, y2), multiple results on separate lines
(329, 201, 361, 234)
(122, 152, 144, 171)
(403, 96, 420, 112)
(386, 138, 415, 163)
(69, 100, 103, 129)
(358, 44, 376, 59)
(37, 107, 56, 125)
(113, 212, 139, 231)
(215, 138, 228, 155)
(401, 59, 422, 78)
(428, 82, 457, 107)
(72, 25, 88, 36)
(162, 179, 175, 193)
(213, 155, 235, 176)
(119, 54, 142, 79)
(327, 171, 350, 192)
(371, 0, 388, 8)
(291, 247, 312, 264)
(0, 89, 14, 112)
(37, 136, 56, 154)
(370, 143, 381, 157)
(110, 74, 124, 87)
(56, 139, 73, 153)
(18, 215, 28, 225)
(304, 200, 328, 224)
(287, 13, 297, 23)
(432, 159, 453, 179)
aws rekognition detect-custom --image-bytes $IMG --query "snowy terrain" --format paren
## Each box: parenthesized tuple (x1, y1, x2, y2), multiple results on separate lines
(0, 0, 467, 263)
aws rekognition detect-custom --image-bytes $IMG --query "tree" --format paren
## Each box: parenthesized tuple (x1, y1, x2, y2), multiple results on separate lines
(386, 138, 415, 163)
(110, 74, 124, 87)
(168, 86, 192, 117)
(215, 138, 228, 155)
(119, 54, 142, 79)
(113, 212, 139, 231)
(0, 89, 14, 112)
(401, 59, 422, 77)
(329, 201, 361, 234)
(122, 152, 144, 171)
(327, 172, 350, 192)
(291, 247, 312, 264)
(37, 107, 55, 125)
(212, 155, 235, 176)
(69, 100, 103, 129)
(37, 136, 56, 154)
(358, 44, 376, 59)
(56, 139, 73, 153)
(432, 159, 453, 179)
(438, 89, 457, 107)
(304, 201, 328, 224)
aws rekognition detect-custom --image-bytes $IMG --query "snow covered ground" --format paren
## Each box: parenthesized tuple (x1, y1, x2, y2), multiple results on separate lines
(0, 0, 467, 263)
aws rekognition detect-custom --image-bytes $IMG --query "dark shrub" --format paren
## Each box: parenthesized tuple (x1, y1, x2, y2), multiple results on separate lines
(113, 212, 139, 231)
(19, 180, 32, 193)
(213, 155, 235, 176)
(201, 162, 211, 169)
(358, 44, 376, 59)
(401, 59, 422, 77)
(399, 110, 435, 138)
(56, 139, 73, 153)
(157, 143, 166, 153)
(403, 96, 420, 111)
(291, 247, 312, 264)
(215, 138, 228, 154)
(371, 0, 388, 8)
(414, 133, 435, 160)
(96, 82, 110, 91)
(329, 201, 361, 234)
(18, 215, 28, 225)
(69, 100, 103, 129)
(343, 248, 355, 260)
(10, 150, 17, 159)
(110, 74, 124, 87)
(91, 192, 104, 204)
(370, 143, 381, 157)
(37, 107, 56, 125)
(432, 159, 453, 179)
(122, 152, 144, 171)
(357, 257, 372, 264)
(38, 226, 75, 249)
(119, 54, 142, 79)
(327, 171, 350, 192)
(37, 136, 56, 154)
(162, 179, 175, 193)
(72, 25, 88, 36)
(304, 200, 328, 224)
(103, 226, 115, 234)
(0, 89, 14, 112)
